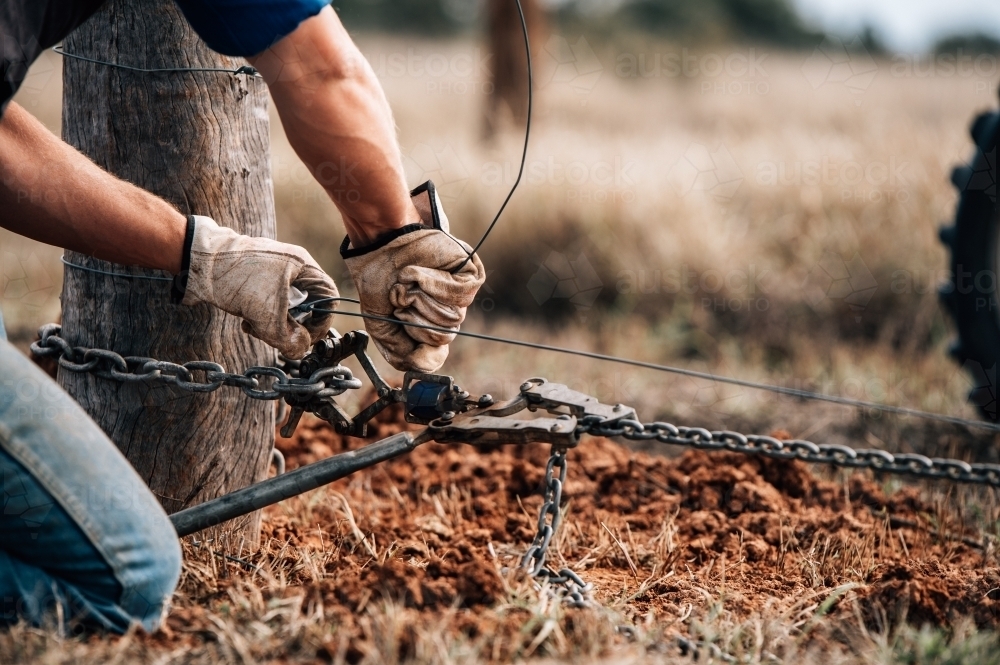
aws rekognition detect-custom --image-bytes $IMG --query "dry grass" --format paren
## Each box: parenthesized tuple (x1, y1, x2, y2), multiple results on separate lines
(3, 36, 1000, 663)
(6, 433, 1000, 665)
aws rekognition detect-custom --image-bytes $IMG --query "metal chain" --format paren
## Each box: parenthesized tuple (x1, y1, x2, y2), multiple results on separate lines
(519, 447, 593, 607)
(30, 324, 362, 401)
(581, 418, 1000, 487)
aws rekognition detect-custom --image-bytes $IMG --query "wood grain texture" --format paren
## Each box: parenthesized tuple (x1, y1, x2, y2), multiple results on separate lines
(59, 0, 276, 548)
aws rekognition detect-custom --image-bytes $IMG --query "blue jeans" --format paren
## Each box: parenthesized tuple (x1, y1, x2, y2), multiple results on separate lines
(0, 309, 181, 633)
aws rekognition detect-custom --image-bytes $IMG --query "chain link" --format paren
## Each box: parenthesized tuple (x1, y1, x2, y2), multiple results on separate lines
(519, 447, 593, 607)
(30, 324, 362, 401)
(582, 418, 1000, 487)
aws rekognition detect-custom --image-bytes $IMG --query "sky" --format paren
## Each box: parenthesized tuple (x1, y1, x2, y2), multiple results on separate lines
(791, 0, 1000, 53)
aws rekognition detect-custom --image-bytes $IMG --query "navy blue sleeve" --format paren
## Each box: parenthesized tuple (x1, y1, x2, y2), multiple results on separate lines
(173, 0, 331, 57)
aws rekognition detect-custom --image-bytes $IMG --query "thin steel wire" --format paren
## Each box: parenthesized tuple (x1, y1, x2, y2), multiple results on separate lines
(451, 0, 532, 272)
(61, 256, 174, 281)
(53, 45, 260, 76)
(309, 306, 1000, 434)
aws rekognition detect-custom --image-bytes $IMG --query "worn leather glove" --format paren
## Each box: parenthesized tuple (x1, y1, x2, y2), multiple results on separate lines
(180, 215, 338, 360)
(341, 181, 486, 372)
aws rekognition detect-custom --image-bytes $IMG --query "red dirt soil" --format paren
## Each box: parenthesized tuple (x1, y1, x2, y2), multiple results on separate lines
(161, 404, 1000, 659)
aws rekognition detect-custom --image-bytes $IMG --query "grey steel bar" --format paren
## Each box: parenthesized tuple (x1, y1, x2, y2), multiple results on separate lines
(171, 431, 419, 537)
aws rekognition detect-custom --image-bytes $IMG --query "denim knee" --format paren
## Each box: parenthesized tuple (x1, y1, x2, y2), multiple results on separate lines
(1, 443, 182, 632)
(119, 514, 182, 631)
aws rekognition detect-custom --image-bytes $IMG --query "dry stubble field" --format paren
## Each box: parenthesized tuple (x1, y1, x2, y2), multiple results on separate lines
(4, 37, 1000, 663)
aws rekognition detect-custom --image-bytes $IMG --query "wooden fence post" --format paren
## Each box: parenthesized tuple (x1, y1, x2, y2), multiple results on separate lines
(59, 0, 276, 549)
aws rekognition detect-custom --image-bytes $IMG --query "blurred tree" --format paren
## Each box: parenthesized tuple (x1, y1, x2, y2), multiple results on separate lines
(332, 0, 822, 50)
(483, 0, 547, 138)
(859, 25, 888, 57)
(568, 0, 822, 47)
(334, 0, 466, 34)
(934, 33, 1000, 56)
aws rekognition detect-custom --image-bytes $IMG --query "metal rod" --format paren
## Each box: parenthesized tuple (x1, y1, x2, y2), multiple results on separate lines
(171, 431, 419, 537)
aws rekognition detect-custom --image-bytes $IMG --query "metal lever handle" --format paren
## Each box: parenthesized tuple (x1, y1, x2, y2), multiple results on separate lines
(172, 431, 421, 537)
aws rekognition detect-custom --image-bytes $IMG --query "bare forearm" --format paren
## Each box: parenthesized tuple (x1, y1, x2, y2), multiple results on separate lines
(0, 103, 186, 273)
(250, 6, 418, 246)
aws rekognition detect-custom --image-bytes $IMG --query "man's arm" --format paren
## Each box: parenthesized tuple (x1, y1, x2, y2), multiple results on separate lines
(0, 103, 336, 359)
(247, 6, 420, 247)
(241, 5, 485, 372)
(0, 103, 187, 273)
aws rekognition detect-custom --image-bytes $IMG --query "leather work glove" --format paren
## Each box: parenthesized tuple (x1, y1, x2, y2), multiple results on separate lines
(341, 181, 486, 372)
(181, 215, 338, 359)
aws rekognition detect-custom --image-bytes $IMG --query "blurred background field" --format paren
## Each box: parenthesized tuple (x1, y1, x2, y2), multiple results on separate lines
(6, 0, 1000, 459)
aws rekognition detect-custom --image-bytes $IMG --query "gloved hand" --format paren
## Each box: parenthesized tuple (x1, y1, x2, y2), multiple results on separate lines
(341, 181, 486, 372)
(180, 215, 338, 359)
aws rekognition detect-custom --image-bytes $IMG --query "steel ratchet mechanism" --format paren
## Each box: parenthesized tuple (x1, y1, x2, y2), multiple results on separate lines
(278, 329, 637, 448)
(170, 329, 636, 544)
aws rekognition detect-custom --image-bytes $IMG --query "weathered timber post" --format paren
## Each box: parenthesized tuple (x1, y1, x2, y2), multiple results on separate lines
(484, 0, 546, 139)
(60, 0, 275, 548)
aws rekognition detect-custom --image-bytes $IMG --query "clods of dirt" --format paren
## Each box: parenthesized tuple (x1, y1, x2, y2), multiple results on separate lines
(266, 406, 1000, 632)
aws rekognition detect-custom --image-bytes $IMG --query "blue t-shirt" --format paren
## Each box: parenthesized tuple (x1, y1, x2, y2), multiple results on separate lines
(173, 0, 331, 56)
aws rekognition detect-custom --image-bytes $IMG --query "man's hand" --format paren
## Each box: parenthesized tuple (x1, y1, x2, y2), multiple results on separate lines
(342, 182, 485, 372)
(182, 216, 338, 360)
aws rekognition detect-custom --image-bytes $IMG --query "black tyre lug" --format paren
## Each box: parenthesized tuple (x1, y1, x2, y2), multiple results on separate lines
(936, 106, 999, 424)
(951, 164, 973, 189)
(970, 112, 998, 145)
(939, 224, 956, 247)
